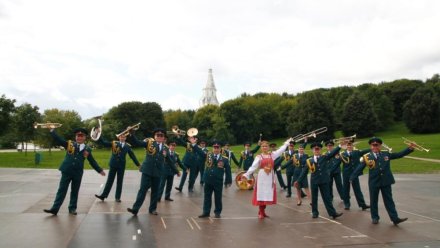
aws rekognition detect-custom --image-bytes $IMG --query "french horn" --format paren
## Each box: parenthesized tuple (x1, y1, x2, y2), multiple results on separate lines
(90, 116, 103, 141)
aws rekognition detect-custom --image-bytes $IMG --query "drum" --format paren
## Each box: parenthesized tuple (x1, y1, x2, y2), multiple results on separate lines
(235, 171, 255, 190)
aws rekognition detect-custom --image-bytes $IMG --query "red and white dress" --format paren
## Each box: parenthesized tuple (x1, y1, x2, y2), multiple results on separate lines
(244, 141, 289, 206)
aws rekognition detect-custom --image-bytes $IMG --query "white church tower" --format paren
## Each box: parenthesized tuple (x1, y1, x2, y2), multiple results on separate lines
(199, 68, 219, 107)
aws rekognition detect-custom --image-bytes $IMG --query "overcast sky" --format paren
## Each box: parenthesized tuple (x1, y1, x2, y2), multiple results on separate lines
(1, 0, 440, 119)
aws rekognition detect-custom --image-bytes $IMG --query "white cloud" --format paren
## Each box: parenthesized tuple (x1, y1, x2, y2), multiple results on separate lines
(1, 0, 439, 119)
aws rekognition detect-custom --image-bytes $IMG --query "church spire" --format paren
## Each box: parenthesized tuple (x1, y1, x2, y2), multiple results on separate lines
(199, 68, 219, 107)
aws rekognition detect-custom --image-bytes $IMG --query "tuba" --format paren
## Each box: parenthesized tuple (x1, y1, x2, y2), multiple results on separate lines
(235, 171, 255, 190)
(33, 122, 62, 129)
(90, 116, 103, 141)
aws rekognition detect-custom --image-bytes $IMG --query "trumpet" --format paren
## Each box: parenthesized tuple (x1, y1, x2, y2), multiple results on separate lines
(293, 127, 327, 142)
(402, 137, 430, 152)
(116, 123, 141, 138)
(332, 134, 357, 144)
(167, 125, 187, 136)
(382, 143, 393, 152)
(33, 122, 62, 129)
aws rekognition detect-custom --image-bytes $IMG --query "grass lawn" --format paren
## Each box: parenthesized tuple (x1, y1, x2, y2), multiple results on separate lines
(0, 122, 439, 173)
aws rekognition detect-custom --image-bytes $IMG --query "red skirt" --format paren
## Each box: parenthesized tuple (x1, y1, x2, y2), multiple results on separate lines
(251, 179, 277, 206)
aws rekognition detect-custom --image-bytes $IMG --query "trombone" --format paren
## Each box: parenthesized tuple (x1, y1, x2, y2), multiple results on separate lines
(402, 137, 430, 152)
(293, 127, 327, 142)
(116, 123, 141, 138)
(33, 122, 62, 129)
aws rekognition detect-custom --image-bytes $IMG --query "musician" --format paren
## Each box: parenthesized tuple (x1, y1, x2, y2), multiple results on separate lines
(238, 141, 260, 171)
(221, 143, 240, 169)
(340, 140, 370, 210)
(272, 143, 288, 190)
(191, 140, 232, 218)
(350, 137, 414, 225)
(95, 132, 141, 202)
(158, 141, 183, 202)
(175, 135, 204, 193)
(127, 128, 170, 216)
(325, 141, 345, 202)
(286, 143, 310, 205)
(295, 142, 343, 219)
(197, 140, 208, 185)
(44, 128, 105, 215)
(242, 138, 292, 219)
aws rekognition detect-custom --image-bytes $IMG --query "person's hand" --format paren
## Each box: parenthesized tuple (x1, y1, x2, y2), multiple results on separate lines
(409, 142, 416, 150)
(241, 175, 248, 181)
(177, 172, 181, 177)
(100, 171, 106, 176)
(186, 169, 189, 173)
(284, 137, 293, 145)
(293, 181, 299, 188)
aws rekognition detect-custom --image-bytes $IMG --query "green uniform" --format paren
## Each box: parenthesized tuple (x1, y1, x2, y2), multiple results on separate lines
(129, 135, 170, 214)
(197, 147, 209, 185)
(97, 137, 140, 200)
(282, 152, 309, 196)
(274, 156, 287, 189)
(158, 150, 184, 201)
(176, 138, 205, 192)
(238, 145, 260, 171)
(193, 145, 232, 216)
(48, 131, 103, 213)
(326, 152, 345, 202)
(297, 146, 341, 218)
(351, 148, 413, 223)
(340, 149, 370, 209)
(221, 149, 240, 168)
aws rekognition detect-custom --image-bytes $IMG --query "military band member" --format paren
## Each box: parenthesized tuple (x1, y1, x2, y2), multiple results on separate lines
(158, 141, 183, 202)
(281, 141, 298, 197)
(242, 139, 292, 219)
(95, 132, 141, 202)
(44, 128, 105, 215)
(325, 141, 345, 202)
(350, 137, 414, 225)
(175, 136, 204, 193)
(192, 140, 232, 218)
(340, 140, 370, 210)
(127, 128, 170, 216)
(197, 140, 208, 185)
(288, 143, 310, 206)
(238, 141, 260, 171)
(221, 143, 240, 168)
(272, 143, 288, 190)
(295, 142, 343, 219)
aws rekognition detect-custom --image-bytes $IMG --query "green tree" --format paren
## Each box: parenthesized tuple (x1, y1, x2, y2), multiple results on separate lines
(0, 94, 16, 137)
(164, 109, 195, 131)
(381, 79, 423, 120)
(286, 91, 336, 142)
(341, 92, 379, 138)
(358, 84, 394, 131)
(13, 103, 41, 154)
(192, 105, 219, 140)
(403, 86, 440, 133)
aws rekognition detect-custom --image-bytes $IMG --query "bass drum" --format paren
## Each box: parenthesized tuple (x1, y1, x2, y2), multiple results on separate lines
(235, 171, 255, 190)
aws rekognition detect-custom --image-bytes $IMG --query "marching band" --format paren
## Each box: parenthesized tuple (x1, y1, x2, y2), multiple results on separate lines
(35, 121, 428, 226)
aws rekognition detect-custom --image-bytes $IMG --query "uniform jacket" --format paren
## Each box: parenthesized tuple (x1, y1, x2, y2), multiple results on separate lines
(298, 146, 341, 185)
(340, 149, 370, 178)
(97, 137, 140, 169)
(129, 135, 170, 178)
(238, 145, 260, 169)
(193, 145, 232, 185)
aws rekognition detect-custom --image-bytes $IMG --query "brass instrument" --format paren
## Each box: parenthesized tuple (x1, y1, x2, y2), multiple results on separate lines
(167, 125, 187, 136)
(116, 123, 141, 138)
(90, 116, 103, 141)
(33, 122, 62, 129)
(382, 143, 393, 152)
(293, 127, 327, 142)
(402, 137, 430, 152)
(187, 128, 198, 137)
(332, 134, 356, 144)
(235, 171, 255, 190)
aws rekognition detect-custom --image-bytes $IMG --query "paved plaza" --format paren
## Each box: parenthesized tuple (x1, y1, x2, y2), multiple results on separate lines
(0, 168, 439, 248)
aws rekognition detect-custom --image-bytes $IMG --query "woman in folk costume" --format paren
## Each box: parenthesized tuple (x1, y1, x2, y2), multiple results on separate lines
(242, 138, 292, 219)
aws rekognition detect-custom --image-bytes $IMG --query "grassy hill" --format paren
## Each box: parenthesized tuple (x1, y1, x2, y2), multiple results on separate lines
(0, 122, 439, 173)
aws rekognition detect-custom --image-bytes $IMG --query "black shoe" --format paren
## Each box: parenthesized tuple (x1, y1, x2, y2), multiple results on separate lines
(149, 211, 158, 215)
(301, 191, 307, 198)
(174, 187, 182, 193)
(312, 214, 319, 218)
(115, 199, 121, 203)
(393, 217, 408, 226)
(214, 214, 221, 218)
(286, 194, 291, 198)
(198, 214, 210, 218)
(69, 210, 77, 215)
(297, 201, 302, 206)
(127, 208, 138, 216)
(43, 209, 58, 215)
(372, 219, 379, 224)
(95, 194, 105, 201)
(332, 213, 343, 219)
(362, 205, 370, 211)
(344, 207, 350, 210)
(165, 198, 174, 201)
(188, 189, 194, 193)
